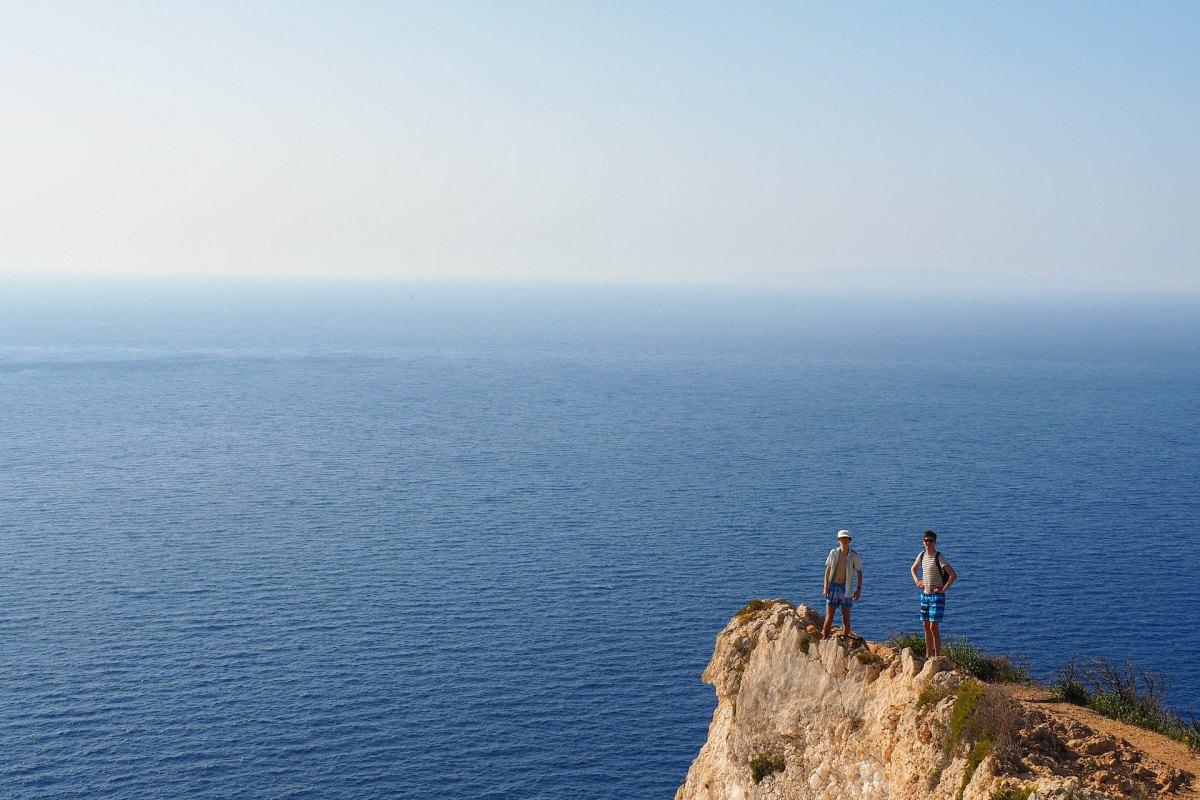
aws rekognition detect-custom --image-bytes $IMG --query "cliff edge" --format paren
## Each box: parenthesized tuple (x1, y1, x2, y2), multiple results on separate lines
(676, 600, 1195, 800)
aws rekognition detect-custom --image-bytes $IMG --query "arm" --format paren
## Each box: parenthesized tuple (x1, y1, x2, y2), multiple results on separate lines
(941, 563, 957, 592)
(910, 555, 924, 592)
(854, 567, 863, 600)
(823, 561, 831, 597)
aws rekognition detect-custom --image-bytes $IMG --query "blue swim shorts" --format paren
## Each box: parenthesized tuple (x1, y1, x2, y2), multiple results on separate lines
(827, 582, 853, 609)
(920, 591, 945, 622)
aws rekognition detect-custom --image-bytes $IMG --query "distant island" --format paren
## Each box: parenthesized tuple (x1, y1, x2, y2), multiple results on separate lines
(676, 600, 1199, 800)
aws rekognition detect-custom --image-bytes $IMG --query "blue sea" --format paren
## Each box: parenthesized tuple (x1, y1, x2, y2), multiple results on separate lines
(1, 283, 1197, 799)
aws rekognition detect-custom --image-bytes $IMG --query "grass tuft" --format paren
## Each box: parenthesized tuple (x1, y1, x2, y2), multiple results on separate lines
(886, 630, 926, 653)
(918, 685, 950, 708)
(947, 679, 1018, 749)
(854, 649, 884, 666)
(948, 679, 987, 746)
(734, 599, 775, 619)
(885, 632, 1031, 683)
(988, 785, 1034, 800)
(748, 752, 785, 784)
(943, 638, 1032, 684)
(956, 740, 993, 800)
(942, 679, 1020, 800)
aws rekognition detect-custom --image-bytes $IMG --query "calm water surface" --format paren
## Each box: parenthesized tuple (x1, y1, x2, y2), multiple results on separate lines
(1, 286, 1197, 799)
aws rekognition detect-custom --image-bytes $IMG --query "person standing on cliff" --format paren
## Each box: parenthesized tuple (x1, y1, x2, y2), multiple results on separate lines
(821, 529, 863, 640)
(910, 530, 957, 658)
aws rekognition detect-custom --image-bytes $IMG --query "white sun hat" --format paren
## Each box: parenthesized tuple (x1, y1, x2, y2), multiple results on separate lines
(837, 529, 852, 540)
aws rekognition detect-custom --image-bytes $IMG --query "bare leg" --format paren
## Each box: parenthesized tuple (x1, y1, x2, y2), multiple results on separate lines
(822, 604, 835, 638)
(922, 620, 934, 658)
(930, 622, 942, 658)
(841, 605, 852, 639)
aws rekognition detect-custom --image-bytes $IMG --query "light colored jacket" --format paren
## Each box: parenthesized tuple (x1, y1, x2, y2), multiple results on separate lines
(825, 547, 862, 595)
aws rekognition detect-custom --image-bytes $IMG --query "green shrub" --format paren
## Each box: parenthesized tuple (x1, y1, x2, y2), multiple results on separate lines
(918, 685, 950, 708)
(956, 739, 993, 800)
(989, 786, 1034, 800)
(1179, 723, 1200, 752)
(943, 638, 985, 677)
(947, 679, 1018, 749)
(885, 632, 1030, 683)
(1057, 678, 1090, 705)
(749, 752, 785, 784)
(886, 630, 926, 653)
(854, 649, 883, 666)
(1055, 657, 1092, 704)
(986, 656, 1032, 684)
(1059, 681, 1088, 705)
(943, 638, 1032, 684)
(942, 679, 1019, 800)
(948, 679, 986, 746)
(1057, 657, 1200, 750)
(735, 599, 775, 619)
(1088, 690, 1158, 727)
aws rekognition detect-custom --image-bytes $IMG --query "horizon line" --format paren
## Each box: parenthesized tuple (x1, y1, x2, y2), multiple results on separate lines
(4, 271, 1199, 303)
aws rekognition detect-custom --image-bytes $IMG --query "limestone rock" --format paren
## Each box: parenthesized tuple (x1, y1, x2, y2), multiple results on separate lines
(676, 600, 1175, 800)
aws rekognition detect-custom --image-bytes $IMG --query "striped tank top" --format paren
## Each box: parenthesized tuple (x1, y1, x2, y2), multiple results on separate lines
(920, 551, 944, 592)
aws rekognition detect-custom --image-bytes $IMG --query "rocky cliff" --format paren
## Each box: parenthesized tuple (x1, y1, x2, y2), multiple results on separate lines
(676, 600, 1192, 800)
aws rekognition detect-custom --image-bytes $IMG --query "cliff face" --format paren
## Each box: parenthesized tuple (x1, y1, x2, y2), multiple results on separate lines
(676, 601, 1184, 800)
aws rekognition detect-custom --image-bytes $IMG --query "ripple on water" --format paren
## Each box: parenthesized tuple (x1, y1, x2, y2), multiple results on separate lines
(0, 337, 1197, 799)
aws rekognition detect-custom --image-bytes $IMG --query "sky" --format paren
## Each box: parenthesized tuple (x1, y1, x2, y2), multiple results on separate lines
(2, 2, 1197, 294)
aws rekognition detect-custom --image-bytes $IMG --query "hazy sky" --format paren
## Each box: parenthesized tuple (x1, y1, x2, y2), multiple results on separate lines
(3, 3, 1197, 292)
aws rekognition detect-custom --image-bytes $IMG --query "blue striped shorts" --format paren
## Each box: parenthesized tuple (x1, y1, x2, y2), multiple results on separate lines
(827, 582, 853, 609)
(920, 591, 945, 622)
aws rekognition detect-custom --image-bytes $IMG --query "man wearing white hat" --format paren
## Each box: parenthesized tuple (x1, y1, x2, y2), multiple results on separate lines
(822, 529, 863, 640)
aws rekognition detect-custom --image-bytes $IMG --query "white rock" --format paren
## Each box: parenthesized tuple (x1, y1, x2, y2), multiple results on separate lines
(676, 602, 1021, 800)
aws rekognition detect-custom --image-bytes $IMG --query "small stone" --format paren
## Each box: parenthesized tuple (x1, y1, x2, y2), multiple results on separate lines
(1160, 768, 1184, 790)
(1081, 737, 1117, 755)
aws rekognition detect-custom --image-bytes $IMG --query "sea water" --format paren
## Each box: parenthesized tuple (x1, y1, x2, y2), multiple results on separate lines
(1, 284, 1196, 799)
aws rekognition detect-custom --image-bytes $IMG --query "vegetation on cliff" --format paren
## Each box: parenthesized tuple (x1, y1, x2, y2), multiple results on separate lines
(679, 600, 1192, 800)
(885, 632, 1030, 684)
(748, 751, 786, 784)
(1056, 657, 1200, 750)
(986, 786, 1033, 800)
(944, 679, 1020, 800)
(888, 629, 1200, 750)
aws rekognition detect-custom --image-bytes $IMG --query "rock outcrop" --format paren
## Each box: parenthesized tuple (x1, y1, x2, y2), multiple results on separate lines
(676, 600, 1190, 800)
